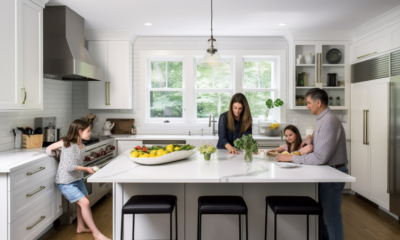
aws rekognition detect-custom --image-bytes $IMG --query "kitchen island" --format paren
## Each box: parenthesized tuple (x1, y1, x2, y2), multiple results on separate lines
(89, 150, 355, 240)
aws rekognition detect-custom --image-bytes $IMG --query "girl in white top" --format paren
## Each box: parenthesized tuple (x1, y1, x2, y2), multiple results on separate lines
(47, 119, 110, 240)
(269, 125, 314, 155)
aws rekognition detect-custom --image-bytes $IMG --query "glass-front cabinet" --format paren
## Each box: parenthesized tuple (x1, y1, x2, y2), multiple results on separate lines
(289, 41, 350, 110)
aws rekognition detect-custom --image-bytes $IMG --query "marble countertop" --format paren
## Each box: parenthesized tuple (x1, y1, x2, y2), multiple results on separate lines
(112, 134, 284, 141)
(0, 147, 49, 172)
(88, 149, 355, 183)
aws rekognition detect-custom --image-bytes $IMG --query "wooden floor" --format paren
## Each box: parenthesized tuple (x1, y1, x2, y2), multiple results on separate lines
(40, 193, 400, 240)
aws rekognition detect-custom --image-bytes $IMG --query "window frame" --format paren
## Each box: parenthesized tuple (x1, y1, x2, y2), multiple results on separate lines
(242, 57, 281, 122)
(145, 56, 186, 123)
(193, 56, 235, 122)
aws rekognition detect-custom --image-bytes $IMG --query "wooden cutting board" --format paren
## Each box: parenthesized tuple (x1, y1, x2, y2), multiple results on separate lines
(106, 118, 135, 134)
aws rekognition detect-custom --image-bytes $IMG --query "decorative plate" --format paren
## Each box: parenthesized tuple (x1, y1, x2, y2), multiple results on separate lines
(326, 48, 342, 64)
(130, 150, 196, 165)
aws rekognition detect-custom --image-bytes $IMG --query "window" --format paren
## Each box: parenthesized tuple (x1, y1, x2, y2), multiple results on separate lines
(147, 60, 184, 121)
(195, 59, 233, 120)
(243, 58, 278, 120)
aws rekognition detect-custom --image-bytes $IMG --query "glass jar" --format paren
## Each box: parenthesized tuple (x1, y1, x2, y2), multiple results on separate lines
(336, 97, 340, 106)
(329, 97, 334, 106)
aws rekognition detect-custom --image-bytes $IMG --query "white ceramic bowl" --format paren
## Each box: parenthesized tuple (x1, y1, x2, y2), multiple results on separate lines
(130, 150, 196, 165)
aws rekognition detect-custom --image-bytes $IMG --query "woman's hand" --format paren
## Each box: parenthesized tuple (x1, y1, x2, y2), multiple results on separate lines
(86, 167, 95, 174)
(227, 146, 239, 155)
(275, 154, 292, 162)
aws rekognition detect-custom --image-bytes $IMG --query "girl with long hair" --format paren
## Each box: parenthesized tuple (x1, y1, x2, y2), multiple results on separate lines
(269, 125, 314, 155)
(46, 120, 110, 240)
(216, 93, 253, 154)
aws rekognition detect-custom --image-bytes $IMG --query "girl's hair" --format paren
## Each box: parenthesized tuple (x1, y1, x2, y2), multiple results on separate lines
(284, 125, 302, 152)
(227, 93, 252, 133)
(62, 119, 90, 148)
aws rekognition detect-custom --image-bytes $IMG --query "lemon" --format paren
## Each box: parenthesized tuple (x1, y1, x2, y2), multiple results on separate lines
(166, 144, 174, 152)
(130, 152, 139, 158)
(174, 147, 180, 151)
(274, 123, 280, 128)
(269, 125, 275, 130)
(139, 153, 149, 158)
(157, 149, 164, 155)
(149, 152, 156, 158)
(150, 150, 157, 155)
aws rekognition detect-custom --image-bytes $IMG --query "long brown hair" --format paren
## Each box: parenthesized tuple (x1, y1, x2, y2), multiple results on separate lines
(228, 93, 252, 133)
(284, 125, 302, 152)
(62, 119, 90, 148)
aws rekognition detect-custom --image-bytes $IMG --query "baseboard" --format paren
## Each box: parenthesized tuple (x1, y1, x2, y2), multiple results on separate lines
(379, 206, 400, 221)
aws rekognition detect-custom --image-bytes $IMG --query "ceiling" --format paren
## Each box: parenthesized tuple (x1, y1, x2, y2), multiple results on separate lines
(47, 0, 400, 36)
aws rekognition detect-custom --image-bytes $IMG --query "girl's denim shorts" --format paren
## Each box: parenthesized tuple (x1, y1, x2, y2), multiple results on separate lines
(57, 179, 88, 203)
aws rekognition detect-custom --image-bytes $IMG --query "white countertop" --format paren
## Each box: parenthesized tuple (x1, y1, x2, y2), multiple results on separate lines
(112, 134, 284, 141)
(88, 149, 355, 183)
(0, 148, 49, 172)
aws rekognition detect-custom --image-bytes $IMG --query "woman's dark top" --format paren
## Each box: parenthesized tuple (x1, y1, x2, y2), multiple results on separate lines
(216, 112, 252, 149)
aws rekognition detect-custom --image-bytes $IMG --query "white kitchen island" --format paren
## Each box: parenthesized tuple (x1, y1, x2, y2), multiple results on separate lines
(89, 150, 355, 240)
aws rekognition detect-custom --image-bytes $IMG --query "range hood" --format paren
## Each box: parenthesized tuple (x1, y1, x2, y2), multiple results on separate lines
(43, 6, 102, 81)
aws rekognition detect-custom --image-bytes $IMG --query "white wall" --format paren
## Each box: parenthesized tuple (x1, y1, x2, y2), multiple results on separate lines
(73, 36, 349, 138)
(0, 79, 74, 151)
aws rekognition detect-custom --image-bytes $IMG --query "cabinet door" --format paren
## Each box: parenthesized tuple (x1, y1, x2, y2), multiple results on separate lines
(107, 41, 132, 109)
(350, 82, 369, 196)
(88, 41, 108, 109)
(351, 32, 390, 62)
(369, 78, 390, 210)
(20, 0, 43, 109)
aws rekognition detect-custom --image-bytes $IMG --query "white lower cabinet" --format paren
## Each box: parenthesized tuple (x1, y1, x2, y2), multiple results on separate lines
(118, 141, 142, 155)
(351, 78, 390, 210)
(1, 157, 62, 240)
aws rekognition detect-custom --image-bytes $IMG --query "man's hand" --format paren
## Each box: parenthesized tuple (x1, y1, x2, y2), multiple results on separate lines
(300, 145, 314, 155)
(275, 154, 292, 162)
(300, 134, 313, 148)
(86, 167, 95, 174)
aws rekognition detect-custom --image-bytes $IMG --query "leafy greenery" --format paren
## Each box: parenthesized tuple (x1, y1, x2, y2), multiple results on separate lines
(198, 143, 217, 154)
(266, 98, 284, 110)
(234, 134, 259, 162)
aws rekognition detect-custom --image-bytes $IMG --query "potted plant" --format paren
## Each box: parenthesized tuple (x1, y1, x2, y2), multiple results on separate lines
(198, 143, 217, 160)
(234, 134, 258, 163)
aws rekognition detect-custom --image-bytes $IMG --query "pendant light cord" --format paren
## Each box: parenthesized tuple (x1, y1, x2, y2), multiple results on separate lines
(211, 0, 213, 38)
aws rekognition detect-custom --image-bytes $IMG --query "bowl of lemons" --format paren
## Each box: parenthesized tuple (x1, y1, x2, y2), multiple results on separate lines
(129, 144, 196, 165)
(258, 120, 287, 136)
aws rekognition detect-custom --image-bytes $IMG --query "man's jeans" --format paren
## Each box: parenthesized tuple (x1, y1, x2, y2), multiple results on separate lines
(319, 165, 348, 240)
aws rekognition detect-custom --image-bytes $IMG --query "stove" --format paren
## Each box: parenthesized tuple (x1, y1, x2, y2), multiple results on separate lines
(82, 137, 100, 146)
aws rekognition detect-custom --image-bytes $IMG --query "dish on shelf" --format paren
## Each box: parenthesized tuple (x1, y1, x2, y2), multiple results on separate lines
(326, 48, 342, 64)
(130, 150, 196, 165)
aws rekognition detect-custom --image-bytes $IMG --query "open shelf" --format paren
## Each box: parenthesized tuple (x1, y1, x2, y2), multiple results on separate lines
(323, 86, 345, 89)
(296, 86, 315, 89)
(322, 64, 345, 67)
(296, 64, 315, 67)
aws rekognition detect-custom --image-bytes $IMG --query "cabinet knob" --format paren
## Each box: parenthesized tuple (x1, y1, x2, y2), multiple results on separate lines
(59, 205, 62, 208)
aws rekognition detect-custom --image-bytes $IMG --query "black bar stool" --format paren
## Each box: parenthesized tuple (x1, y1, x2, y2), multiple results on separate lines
(121, 195, 177, 240)
(265, 196, 322, 240)
(197, 196, 248, 240)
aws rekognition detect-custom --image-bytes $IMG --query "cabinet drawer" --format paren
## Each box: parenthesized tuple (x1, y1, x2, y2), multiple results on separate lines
(352, 33, 390, 62)
(10, 171, 56, 223)
(10, 195, 56, 240)
(10, 157, 57, 191)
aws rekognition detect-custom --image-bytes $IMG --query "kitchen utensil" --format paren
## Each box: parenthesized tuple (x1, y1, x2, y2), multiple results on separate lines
(106, 118, 135, 134)
(14, 129, 22, 149)
(326, 48, 342, 64)
(17, 127, 30, 137)
(34, 127, 42, 134)
(55, 128, 61, 141)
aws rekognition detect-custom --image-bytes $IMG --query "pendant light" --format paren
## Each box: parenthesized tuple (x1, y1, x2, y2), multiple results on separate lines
(197, 0, 227, 68)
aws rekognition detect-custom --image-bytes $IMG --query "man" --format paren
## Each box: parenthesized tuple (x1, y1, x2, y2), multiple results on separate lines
(276, 88, 348, 240)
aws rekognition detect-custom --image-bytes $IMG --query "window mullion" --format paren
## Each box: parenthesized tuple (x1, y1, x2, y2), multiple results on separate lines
(165, 61, 168, 88)
(258, 62, 261, 89)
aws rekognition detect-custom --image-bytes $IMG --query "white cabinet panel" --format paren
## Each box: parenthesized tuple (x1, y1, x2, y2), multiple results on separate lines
(350, 82, 370, 196)
(118, 141, 142, 155)
(369, 79, 390, 210)
(88, 41, 132, 109)
(352, 33, 390, 62)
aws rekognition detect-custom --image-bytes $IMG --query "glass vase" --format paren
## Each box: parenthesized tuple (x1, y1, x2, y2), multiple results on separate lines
(204, 153, 212, 161)
(265, 109, 270, 119)
(244, 150, 253, 163)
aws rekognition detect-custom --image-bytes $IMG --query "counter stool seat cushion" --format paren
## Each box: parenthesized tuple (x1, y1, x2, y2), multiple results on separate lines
(198, 196, 248, 215)
(266, 196, 322, 215)
(122, 195, 177, 214)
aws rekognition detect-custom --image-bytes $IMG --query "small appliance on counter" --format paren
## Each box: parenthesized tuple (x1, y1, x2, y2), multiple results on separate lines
(35, 116, 58, 147)
(102, 121, 115, 136)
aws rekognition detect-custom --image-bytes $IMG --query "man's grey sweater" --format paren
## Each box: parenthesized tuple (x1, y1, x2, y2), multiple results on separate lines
(292, 107, 348, 166)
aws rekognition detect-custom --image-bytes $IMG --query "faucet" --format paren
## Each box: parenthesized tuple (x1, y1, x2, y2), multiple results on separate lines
(209, 114, 218, 136)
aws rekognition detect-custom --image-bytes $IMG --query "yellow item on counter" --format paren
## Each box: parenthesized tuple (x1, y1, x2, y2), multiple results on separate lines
(166, 144, 174, 152)
(130, 152, 139, 158)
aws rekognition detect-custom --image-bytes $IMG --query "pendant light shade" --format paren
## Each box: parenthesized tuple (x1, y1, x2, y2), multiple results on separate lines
(197, 0, 228, 68)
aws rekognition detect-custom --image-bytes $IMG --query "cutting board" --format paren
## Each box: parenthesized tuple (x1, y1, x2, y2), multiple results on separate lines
(106, 118, 135, 134)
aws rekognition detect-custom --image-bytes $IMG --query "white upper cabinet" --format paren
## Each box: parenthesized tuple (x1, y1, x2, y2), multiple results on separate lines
(88, 41, 132, 109)
(0, 0, 45, 110)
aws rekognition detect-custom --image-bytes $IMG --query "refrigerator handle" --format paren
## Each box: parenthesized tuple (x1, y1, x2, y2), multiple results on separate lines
(363, 110, 366, 145)
(388, 82, 393, 194)
(366, 110, 369, 145)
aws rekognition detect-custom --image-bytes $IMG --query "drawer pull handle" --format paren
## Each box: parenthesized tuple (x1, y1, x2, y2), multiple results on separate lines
(27, 216, 45, 230)
(26, 186, 45, 197)
(357, 51, 377, 59)
(27, 167, 45, 176)
(21, 87, 27, 104)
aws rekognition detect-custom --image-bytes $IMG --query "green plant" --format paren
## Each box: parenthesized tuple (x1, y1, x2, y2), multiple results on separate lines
(198, 143, 217, 154)
(265, 98, 284, 110)
(234, 134, 258, 162)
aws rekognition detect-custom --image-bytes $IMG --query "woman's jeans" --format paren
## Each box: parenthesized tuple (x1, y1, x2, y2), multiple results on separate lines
(319, 165, 348, 240)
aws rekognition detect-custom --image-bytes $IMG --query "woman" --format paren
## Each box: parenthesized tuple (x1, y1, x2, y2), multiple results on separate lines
(216, 93, 252, 154)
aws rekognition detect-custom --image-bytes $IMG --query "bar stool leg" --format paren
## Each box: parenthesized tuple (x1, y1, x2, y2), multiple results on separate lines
(245, 213, 248, 240)
(307, 215, 309, 240)
(121, 212, 124, 240)
(170, 211, 173, 240)
(175, 204, 178, 240)
(265, 205, 268, 240)
(239, 215, 242, 240)
(274, 213, 277, 240)
(132, 214, 135, 240)
(198, 212, 201, 240)
(319, 214, 322, 240)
